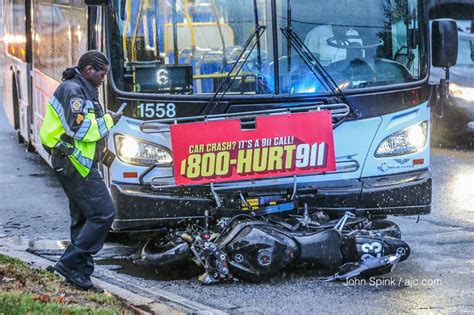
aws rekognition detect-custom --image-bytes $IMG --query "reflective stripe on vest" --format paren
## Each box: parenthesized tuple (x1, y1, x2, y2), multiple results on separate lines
(40, 98, 114, 177)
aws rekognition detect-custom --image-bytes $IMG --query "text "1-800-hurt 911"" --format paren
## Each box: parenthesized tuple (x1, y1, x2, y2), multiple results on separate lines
(180, 143, 328, 179)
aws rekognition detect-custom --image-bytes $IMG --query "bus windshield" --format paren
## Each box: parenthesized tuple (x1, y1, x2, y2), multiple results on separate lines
(109, 0, 426, 96)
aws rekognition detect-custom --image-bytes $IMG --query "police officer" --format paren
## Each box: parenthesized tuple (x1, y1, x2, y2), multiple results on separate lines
(40, 50, 122, 290)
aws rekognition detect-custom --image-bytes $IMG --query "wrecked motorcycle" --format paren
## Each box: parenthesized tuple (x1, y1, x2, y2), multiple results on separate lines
(141, 210, 410, 284)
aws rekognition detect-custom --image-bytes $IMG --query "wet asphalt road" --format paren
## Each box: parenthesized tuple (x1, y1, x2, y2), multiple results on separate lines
(0, 100, 473, 313)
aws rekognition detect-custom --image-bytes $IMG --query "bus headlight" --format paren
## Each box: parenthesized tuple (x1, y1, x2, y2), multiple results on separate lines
(375, 121, 428, 158)
(449, 83, 474, 102)
(114, 135, 172, 166)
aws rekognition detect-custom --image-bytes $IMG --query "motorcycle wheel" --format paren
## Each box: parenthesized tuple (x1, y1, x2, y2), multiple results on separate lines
(368, 219, 401, 239)
(141, 234, 191, 267)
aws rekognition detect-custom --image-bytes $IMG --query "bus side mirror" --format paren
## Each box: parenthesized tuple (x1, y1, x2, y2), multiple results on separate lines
(431, 19, 458, 68)
(431, 19, 458, 103)
(85, 0, 110, 6)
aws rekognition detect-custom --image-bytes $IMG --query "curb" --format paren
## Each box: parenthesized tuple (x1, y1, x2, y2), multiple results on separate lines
(0, 245, 227, 315)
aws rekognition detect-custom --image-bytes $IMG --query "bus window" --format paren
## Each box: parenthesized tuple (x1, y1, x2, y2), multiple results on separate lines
(32, 0, 87, 81)
(109, 0, 272, 95)
(33, 0, 55, 78)
(279, 0, 425, 93)
(303, 26, 362, 66)
(53, 4, 73, 80)
(4, 0, 27, 61)
(70, 1, 87, 67)
(457, 36, 474, 65)
(390, 0, 421, 77)
(109, 0, 426, 96)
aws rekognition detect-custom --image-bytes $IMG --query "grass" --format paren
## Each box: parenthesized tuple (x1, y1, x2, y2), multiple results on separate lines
(0, 292, 117, 315)
(0, 253, 137, 314)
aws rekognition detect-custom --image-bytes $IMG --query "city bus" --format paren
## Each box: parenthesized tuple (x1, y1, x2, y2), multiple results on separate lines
(2, 0, 457, 231)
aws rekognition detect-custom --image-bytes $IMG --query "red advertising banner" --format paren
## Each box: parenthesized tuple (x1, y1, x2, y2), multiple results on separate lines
(170, 111, 335, 185)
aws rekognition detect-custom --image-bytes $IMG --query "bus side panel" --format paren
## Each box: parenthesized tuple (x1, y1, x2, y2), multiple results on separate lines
(2, 56, 29, 139)
(2, 59, 15, 127)
(31, 69, 60, 163)
(17, 62, 29, 142)
(2, 0, 30, 141)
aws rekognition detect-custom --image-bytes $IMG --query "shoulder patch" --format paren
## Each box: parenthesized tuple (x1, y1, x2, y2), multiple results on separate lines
(70, 97, 84, 113)
(75, 114, 85, 125)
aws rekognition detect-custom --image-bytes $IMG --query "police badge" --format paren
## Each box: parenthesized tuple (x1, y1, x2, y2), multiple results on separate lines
(70, 97, 84, 113)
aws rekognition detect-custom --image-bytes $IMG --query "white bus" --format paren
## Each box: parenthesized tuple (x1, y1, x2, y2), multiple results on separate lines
(2, 0, 457, 231)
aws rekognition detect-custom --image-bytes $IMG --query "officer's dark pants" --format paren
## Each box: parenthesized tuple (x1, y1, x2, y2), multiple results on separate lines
(55, 166, 115, 277)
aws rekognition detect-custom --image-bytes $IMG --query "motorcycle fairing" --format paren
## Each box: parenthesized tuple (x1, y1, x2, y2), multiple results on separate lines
(221, 221, 299, 282)
(324, 254, 401, 282)
(341, 235, 410, 263)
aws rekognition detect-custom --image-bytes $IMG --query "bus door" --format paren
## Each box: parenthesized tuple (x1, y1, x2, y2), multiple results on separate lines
(3, 0, 31, 147)
(25, 0, 34, 150)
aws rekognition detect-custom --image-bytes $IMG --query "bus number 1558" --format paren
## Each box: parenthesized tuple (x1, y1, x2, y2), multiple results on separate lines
(137, 103, 177, 119)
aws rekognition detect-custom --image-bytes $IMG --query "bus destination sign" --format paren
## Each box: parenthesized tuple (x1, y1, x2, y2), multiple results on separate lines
(170, 111, 336, 185)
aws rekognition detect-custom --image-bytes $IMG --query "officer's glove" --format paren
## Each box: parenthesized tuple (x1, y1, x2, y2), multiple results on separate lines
(53, 141, 74, 158)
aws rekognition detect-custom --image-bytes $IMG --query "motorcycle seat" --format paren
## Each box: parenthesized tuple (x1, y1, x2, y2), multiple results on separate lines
(292, 229, 343, 269)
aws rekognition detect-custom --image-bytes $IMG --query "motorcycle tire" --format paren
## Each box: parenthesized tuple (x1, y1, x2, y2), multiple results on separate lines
(141, 234, 191, 267)
(367, 219, 401, 239)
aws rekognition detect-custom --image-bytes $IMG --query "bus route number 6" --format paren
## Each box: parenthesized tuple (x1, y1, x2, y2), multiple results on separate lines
(138, 103, 176, 118)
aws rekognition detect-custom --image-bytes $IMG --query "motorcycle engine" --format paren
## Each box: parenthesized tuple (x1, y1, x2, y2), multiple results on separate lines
(219, 221, 299, 282)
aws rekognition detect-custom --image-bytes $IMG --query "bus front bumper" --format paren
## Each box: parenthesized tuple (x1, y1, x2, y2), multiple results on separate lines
(111, 169, 431, 231)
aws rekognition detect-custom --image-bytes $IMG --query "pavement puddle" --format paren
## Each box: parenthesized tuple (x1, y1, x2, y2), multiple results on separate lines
(96, 258, 200, 281)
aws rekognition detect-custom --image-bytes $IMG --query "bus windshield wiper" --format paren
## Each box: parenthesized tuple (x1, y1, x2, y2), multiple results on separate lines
(204, 25, 266, 115)
(280, 27, 358, 123)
